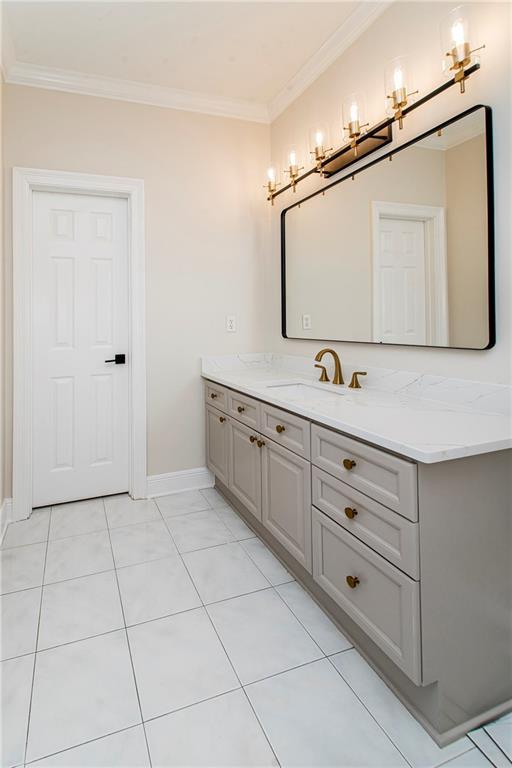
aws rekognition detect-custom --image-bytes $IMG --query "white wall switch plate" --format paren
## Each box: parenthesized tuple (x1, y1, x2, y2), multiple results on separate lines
(226, 314, 237, 332)
(302, 314, 312, 330)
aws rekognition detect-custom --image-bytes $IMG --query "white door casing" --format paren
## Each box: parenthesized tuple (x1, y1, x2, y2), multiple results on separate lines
(13, 168, 146, 520)
(371, 201, 448, 346)
(33, 192, 130, 507)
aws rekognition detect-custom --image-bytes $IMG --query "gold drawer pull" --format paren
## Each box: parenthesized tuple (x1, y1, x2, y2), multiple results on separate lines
(343, 459, 356, 470)
(237, 406, 245, 413)
(210, 392, 218, 399)
(257, 439, 265, 448)
(276, 424, 286, 434)
(219, 416, 226, 423)
(249, 435, 257, 443)
(346, 575, 360, 589)
(344, 507, 357, 519)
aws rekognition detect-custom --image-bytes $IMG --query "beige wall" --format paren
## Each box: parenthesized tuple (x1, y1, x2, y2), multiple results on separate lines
(269, 1, 510, 382)
(0, 75, 4, 506)
(2, 85, 269, 496)
(446, 134, 488, 348)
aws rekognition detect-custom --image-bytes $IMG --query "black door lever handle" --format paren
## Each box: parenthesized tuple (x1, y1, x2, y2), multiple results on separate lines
(104, 354, 126, 364)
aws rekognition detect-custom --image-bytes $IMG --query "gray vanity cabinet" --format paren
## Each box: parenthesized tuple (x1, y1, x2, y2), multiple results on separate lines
(205, 405, 229, 487)
(204, 378, 512, 745)
(227, 418, 262, 521)
(261, 439, 312, 572)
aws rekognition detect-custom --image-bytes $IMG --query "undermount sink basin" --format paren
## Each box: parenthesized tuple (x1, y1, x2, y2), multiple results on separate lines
(265, 383, 347, 401)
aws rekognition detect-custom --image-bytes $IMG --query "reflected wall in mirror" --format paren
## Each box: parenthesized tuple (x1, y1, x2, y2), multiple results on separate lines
(282, 106, 494, 349)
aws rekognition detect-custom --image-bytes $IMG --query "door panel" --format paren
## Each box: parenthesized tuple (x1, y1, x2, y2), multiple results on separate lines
(206, 405, 229, 487)
(228, 420, 261, 520)
(33, 192, 129, 506)
(374, 218, 426, 345)
(262, 439, 312, 572)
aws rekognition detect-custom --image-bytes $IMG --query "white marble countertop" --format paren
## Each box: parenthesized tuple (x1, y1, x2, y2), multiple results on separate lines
(202, 353, 512, 464)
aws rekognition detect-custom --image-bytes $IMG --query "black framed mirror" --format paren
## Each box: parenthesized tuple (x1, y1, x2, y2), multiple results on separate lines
(281, 105, 494, 350)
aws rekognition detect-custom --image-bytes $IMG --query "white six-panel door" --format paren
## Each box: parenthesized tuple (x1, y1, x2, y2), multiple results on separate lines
(32, 191, 130, 507)
(373, 217, 427, 345)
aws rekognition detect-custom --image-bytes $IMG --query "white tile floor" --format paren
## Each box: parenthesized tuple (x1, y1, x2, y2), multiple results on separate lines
(1, 489, 510, 767)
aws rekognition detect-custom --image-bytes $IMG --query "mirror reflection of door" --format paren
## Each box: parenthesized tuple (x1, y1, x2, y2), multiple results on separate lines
(371, 202, 448, 346)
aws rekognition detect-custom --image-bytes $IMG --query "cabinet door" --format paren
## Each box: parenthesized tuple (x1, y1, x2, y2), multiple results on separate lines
(262, 439, 312, 572)
(228, 419, 262, 520)
(206, 405, 229, 486)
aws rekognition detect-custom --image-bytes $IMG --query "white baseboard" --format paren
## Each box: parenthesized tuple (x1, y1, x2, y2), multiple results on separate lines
(147, 467, 214, 498)
(0, 498, 13, 544)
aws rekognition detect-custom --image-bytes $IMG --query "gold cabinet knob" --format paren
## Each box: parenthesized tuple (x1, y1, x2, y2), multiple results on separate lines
(343, 459, 356, 470)
(344, 507, 357, 519)
(210, 392, 218, 399)
(257, 439, 265, 448)
(346, 575, 360, 589)
(249, 435, 256, 443)
(237, 406, 245, 413)
(219, 416, 226, 423)
(276, 424, 286, 434)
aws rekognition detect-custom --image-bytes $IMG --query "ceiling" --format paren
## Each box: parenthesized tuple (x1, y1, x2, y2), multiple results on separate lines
(2, 1, 390, 122)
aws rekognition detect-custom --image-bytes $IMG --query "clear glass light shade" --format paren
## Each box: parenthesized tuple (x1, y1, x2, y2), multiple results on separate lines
(308, 124, 331, 161)
(342, 94, 366, 140)
(266, 162, 281, 190)
(385, 56, 412, 111)
(441, 5, 472, 76)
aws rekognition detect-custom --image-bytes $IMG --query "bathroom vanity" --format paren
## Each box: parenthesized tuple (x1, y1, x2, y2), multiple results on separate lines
(202, 354, 512, 746)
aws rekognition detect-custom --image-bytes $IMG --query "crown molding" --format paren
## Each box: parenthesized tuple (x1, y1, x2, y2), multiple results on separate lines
(4, 61, 270, 123)
(268, 1, 393, 122)
(2, 1, 392, 125)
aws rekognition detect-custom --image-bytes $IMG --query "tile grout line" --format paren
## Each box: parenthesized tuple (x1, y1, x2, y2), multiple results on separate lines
(163, 504, 283, 767)
(434, 745, 492, 768)
(481, 725, 512, 764)
(468, 730, 511, 767)
(23, 724, 146, 766)
(103, 499, 153, 768)
(22, 507, 52, 765)
(325, 653, 417, 768)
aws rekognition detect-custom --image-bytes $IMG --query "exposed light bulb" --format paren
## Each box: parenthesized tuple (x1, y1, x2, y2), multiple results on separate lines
(349, 102, 359, 123)
(267, 167, 276, 183)
(289, 150, 297, 166)
(451, 19, 466, 46)
(393, 67, 404, 91)
(314, 130, 324, 148)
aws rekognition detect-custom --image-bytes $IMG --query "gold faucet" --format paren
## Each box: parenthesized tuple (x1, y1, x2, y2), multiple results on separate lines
(314, 348, 344, 385)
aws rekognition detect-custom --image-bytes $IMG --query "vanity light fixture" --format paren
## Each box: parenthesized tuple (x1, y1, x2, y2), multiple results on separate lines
(264, 165, 280, 205)
(284, 147, 304, 192)
(342, 95, 369, 157)
(385, 57, 418, 129)
(441, 5, 485, 93)
(309, 126, 333, 176)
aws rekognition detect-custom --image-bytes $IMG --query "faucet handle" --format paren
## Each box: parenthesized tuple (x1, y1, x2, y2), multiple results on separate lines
(349, 371, 367, 389)
(314, 364, 330, 382)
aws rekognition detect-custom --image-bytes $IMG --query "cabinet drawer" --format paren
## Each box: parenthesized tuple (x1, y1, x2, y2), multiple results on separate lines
(205, 382, 228, 412)
(227, 391, 261, 430)
(312, 508, 421, 683)
(311, 425, 417, 520)
(312, 468, 419, 579)
(260, 403, 310, 459)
